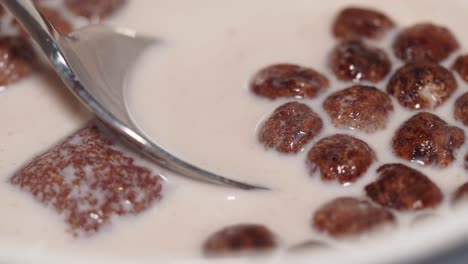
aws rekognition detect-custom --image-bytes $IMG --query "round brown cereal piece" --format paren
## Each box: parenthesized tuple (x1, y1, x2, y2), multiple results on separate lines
(365, 164, 443, 211)
(307, 134, 376, 184)
(454, 92, 468, 126)
(203, 224, 276, 256)
(0, 36, 34, 86)
(259, 102, 323, 153)
(65, 0, 126, 21)
(452, 55, 468, 83)
(387, 60, 457, 110)
(330, 40, 391, 83)
(323, 85, 393, 132)
(392, 112, 465, 167)
(393, 23, 459, 63)
(313, 197, 395, 238)
(332, 7, 394, 40)
(452, 183, 468, 205)
(250, 64, 329, 99)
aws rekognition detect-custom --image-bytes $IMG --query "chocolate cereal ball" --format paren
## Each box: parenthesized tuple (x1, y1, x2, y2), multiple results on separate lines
(454, 92, 468, 126)
(65, 0, 126, 21)
(259, 102, 323, 153)
(392, 112, 465, 167)
(365, 164, 443, 211)
(323, 85, 393, 132)
(250, 64, 329, 99)
(203, 224, 276, 256)
(332, 7, 394, 40)
(393, 23, 459, 62)
(452, 55, 468, 83)
(387, 60, 457, 110)
(330, 40, 391, 83)
(307, 134, 376, 184)
(0, 37, 34, 86)
(313, 197, 395, 238)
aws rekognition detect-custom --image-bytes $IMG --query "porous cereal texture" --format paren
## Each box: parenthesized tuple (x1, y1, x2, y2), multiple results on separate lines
(330, 40, 391, 83)
(332, 7, 394, 40)
(10, 126, 163, 236)
(387, 60, 457, 110)
(365, 164, 443, 211)
(323, 85, 393, 132)
(313, 197, 395, 238)
(454, 92, 468, 126)
(0, 36, 34, 86)
(307, 134, 376, 184)
(250, 64, 329, 99)
(203, 224, 276, 256)
(452, 55, 468, 83)
(259, 102, 323, 153)
(392, 112, 465, 167)
(393, 23, 459, 62)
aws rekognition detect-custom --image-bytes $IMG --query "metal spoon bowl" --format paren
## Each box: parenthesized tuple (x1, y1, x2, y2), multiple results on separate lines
(3, 0, 267, 190)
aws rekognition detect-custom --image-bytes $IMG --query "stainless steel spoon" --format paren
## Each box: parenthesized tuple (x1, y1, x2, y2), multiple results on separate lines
(3, 0, 267, 190)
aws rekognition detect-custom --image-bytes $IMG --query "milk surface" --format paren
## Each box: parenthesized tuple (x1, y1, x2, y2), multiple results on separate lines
(0, 0, 467, 263)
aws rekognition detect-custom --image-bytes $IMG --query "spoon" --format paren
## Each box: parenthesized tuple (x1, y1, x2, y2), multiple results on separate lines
(3, 0, 267, 190)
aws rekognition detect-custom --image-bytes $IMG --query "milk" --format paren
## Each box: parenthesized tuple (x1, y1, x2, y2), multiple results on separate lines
(0, 0, 467, 263)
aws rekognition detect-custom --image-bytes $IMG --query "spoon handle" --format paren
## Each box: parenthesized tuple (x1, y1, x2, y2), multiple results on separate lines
(2, 0, 61, 59)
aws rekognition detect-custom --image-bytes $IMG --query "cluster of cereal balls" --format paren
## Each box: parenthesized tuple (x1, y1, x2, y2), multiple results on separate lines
(200, 7, 468, 254)
(251, 6, 466, 193)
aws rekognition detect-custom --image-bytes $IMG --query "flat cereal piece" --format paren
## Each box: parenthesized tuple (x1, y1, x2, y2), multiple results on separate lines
(365, 164, 443, 211)
(65, 0, 126, 21)
(10, 126, 163, 236)
(454, 92, 468, 126)
(332, 7, 394, 40)
(393, 23, 459, 62)
(203, 224, 276, 256)
(387, 60, 457, 110)
(259, 102, 323, 153)
(452, 55, 468, 83)
(307, 134, 376, 184)
(323, 85, 393, 132)
(452, 182, 468, 205)
(392, 112, 465, 167)
(0, 36, 34, 86)
(330, 40, 391, 83)
(250, 64, 329, 99)
(313, 197, 395, 238)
